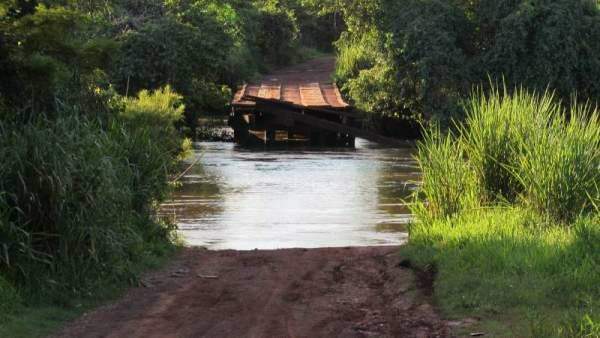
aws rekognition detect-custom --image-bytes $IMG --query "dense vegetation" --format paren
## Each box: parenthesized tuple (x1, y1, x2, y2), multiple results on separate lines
(0, 0, 339, 134)
(403, 87, 599, 336)
(1, 0, 599, 336)
(330, 0, 600, 134)
(0, 0, 338, 334)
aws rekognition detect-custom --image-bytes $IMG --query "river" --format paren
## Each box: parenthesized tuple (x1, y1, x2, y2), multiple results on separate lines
(159, 139, 419, 250)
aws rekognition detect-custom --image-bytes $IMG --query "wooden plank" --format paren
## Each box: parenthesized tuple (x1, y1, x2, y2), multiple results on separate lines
(233, 84, 247, 103)
(299, 83, 328, 107)
(243, 95, 360, 119)
(281, 84, 301, 105)
(332, 85, 349, 108)
(233, 85, 260, 107)
(320, 84, 349, 108)
(258, 84, 281, 100)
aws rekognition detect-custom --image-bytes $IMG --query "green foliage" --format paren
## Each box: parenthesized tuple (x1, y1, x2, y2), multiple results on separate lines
(253, 4, 300, 66)
(415, 86, 600, 224)
(0, 85, 187, 302)
(461, 86, 559, 202)
(514, 102, 600, 223)
(0, 275, 22, 322)
(336, 0, 600, 126)
(114, 14, 231, 124)
(461, 87, 600, 223)
(405, 87, 600, 335)
(0, 3, 119, 116)
(412, 126, 479, 222)
(119, 86, 192, 210)
(402, 208, 600, 336)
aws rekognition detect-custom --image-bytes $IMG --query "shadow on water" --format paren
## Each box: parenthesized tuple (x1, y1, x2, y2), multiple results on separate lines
(159, 139, 419, 250)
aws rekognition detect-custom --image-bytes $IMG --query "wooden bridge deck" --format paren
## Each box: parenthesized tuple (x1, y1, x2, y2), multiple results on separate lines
(230, 57, 406, 147)
(232, 57, 349, 110)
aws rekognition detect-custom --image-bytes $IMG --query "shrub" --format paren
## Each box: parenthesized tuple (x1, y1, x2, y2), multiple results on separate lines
(0, 115, 136, 296)
(0, 86, 187, 300)
(118, 86, 191, 211)
(254, 6, 300, 67)
(113, 16, 232, 127)
(336, 0, 600, 126)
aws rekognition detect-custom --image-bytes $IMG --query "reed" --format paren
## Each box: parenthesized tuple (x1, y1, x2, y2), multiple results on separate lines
(460, 85, 558, 202)
(405, 86, 600, 336)
(456, 85, 600, 223)
(412, 125, 479, 222)
(0, 87, 187, 301)
(514, 102, 600, 223)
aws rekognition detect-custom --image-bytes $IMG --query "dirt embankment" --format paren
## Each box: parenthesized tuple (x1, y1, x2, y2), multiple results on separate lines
(55, 247, 448, 338)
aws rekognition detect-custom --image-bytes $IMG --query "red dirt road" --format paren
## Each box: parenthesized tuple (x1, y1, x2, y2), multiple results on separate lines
(55, 247, 448, 338)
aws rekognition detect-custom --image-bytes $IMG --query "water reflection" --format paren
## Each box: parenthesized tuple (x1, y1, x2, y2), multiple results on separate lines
(159, 139, 419, 250)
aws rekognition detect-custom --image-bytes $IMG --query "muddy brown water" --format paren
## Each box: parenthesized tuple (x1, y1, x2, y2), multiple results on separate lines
(159, 139, 419, 250)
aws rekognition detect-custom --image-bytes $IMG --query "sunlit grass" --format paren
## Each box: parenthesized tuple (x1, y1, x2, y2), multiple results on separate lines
(404, 86, 600, 336)
(402, 208, 599, 336)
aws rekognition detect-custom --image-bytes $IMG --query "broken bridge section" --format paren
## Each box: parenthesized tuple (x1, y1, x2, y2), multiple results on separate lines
(230, 57, 404, 147)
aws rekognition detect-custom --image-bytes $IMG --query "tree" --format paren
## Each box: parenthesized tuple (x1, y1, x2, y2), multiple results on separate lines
(336, 0, 600, 129)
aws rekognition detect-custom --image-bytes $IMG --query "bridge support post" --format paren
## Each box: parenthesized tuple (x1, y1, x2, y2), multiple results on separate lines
(266, 129, 276, 145)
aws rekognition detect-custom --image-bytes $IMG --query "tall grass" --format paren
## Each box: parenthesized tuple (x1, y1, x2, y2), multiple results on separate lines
(514, 102, 600, 223)
(404, 86, 600, 336)
(412, 126, 479, 222)
(456, 86, 600, 223)
(0, 86, 188, 302)
(460, 85, 559, 202)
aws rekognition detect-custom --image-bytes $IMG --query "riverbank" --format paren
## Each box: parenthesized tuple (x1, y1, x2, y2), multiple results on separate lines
(54, 246, 449, 338)
(401, 87, 600, 337)
(401, 208, 599, 336)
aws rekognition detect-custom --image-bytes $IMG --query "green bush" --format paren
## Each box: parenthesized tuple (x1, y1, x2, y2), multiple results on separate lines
(0, 86, 187, 300)
(414, 87, 599, 223)
(459, 87, 600, 222)
(113, 15, 232, 126)
(254, 6, 300, 66)
(0, 276, 21, 322)
(460, 86, 559, 202)
(336, 0, 600, 126)
(516, 103, 600, 223)
(118, 86, 192, 211)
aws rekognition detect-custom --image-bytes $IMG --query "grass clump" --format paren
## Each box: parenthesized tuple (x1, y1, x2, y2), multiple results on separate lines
(403, 86, 600, 336)
(411, 126, 479, 223)
(0, 86, 189, 333)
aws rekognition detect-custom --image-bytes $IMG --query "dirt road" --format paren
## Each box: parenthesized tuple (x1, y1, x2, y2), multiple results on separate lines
(56, 247, 448, 338)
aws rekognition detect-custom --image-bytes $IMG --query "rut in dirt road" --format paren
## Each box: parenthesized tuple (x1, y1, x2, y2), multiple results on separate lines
(56, 247, 448, 338)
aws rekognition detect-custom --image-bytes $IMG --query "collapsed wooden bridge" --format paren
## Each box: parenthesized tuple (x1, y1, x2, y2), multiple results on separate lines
(230, 57, 405, 147)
